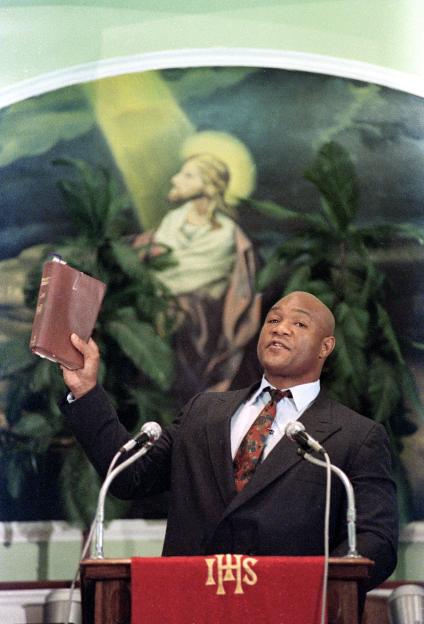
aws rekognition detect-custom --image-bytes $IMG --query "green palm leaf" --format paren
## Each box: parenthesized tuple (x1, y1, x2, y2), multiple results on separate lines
(243, 198, 300, 221)
(368, 356, 402, 423)
(106, 319, 173, 391)
(129, 387, 176, 427)
(304, 141, 359, 232)
(0, 337, 34, 379)
(256, 254, 286, 291)
(110, 240, 146, 281)
(375, 303, 405, 364)
(284, 265, 312, 293)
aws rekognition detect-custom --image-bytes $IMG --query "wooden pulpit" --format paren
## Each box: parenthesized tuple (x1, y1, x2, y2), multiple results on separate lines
(80, 556, 373, 624)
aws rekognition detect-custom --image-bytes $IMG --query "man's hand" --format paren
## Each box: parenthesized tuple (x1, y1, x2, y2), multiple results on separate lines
(61, 334, 100, 399)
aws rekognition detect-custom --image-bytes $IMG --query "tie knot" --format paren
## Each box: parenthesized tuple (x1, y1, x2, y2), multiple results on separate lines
(269, 388, 292, 403)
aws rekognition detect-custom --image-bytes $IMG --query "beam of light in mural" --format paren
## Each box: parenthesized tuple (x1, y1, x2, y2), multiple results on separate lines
(86, 71, 194, 230)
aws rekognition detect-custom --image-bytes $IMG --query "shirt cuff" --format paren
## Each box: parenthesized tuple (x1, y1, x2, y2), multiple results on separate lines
(66, 392, 76, 404)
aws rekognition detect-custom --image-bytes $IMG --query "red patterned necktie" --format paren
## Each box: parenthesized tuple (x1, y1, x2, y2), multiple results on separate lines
(233, 388, 291, 492)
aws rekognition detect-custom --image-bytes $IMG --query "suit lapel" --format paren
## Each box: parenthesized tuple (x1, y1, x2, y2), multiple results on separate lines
(206, 385, 258, 507)
(221, 391, 341, 517)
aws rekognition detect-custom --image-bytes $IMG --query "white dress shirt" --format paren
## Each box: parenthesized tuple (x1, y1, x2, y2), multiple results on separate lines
(231, 377, 321, 460)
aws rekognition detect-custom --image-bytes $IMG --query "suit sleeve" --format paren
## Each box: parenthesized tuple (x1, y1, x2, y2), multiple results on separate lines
(60, 384, 182, 499)
(330, 421, 399, 590)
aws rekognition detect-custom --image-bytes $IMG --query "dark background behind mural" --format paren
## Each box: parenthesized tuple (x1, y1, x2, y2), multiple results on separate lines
(1, 66, 424, 520)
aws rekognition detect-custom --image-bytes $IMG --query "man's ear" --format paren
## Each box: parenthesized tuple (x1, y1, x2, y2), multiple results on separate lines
(319, 336, 336, 359)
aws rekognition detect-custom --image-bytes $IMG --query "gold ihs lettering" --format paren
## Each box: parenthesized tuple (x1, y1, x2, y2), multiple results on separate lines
(242, 557, 258, 585)
(205, 558, 216, 586)
(204, 554, 258, 595)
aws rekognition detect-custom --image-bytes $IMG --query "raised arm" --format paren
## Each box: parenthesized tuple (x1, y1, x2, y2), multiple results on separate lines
(60, 334, 174, 499)
(61, 333, 100, 399)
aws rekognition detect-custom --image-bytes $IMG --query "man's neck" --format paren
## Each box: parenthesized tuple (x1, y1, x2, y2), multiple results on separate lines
(264, 373, 321, 390)
(186, 197, 214, 224)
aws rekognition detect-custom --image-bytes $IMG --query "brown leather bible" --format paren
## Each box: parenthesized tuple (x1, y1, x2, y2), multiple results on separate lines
(29, 256, 106, 370)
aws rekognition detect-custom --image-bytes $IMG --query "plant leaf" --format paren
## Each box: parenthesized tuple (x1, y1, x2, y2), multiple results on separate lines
(129, 387, 176, 427)
(0, 338, 34, 379)
(368, 356, 401, 423)
(243, 198, 301, 221)
(106, 319, 174, 390)
(375, 303, 405, 364)
(304, 141, 359, 232)
(12, 412, 55, 438)
(256, 255, 285, 291)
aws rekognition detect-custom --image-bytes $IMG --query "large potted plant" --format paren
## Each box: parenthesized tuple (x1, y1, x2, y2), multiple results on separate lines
(0, 158, 177, 526)
(246, 141, 424, 520)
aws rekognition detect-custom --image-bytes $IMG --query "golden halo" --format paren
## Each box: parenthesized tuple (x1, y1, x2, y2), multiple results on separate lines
(181, 131, 256, 205)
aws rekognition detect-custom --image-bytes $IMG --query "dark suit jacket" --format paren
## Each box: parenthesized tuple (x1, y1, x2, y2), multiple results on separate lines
(62, 383, 398, 591)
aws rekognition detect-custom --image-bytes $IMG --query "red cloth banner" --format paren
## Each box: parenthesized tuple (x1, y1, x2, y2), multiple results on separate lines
(132, 555, 325, 624)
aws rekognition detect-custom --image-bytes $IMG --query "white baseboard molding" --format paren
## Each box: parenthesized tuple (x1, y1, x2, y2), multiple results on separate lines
(0, 587, 80, 624)
(399, 521, 424, 543)
(0, 518, 167, 546)
(1, 518, 422, 546)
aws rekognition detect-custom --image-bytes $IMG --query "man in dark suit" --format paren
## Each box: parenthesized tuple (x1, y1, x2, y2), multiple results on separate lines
(60, 291, 398, 594)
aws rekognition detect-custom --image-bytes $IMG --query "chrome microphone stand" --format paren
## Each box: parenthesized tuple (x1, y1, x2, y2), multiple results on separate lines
(93, 442, 154, 559)
(300, 450, 361, 558)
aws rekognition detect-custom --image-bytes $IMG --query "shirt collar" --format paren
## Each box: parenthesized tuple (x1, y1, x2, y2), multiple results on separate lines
(249, 375, 321, 411)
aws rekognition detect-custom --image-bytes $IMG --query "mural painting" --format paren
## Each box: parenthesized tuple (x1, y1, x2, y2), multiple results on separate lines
(0, 66, 424, 524)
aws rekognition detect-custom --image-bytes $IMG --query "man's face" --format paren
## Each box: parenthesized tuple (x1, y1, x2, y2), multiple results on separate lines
(168, 160, 206, 204)
(256, 292, 335, 388)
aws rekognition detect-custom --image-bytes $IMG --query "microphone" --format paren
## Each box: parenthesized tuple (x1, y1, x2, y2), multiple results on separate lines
(285, 421, 325, 455)
(119, 421, 162, 453)
(285, 421, 361, 558)
(93, 422, 162, 559)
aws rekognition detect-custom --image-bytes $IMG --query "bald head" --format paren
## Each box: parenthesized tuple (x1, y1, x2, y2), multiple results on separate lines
(257, 290, 336, 388)
(280, 291, 335, 336)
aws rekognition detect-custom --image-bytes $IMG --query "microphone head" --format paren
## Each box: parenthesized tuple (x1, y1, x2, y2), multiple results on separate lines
(141, 421, 162, 442)
(284, 420, 305, 442)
